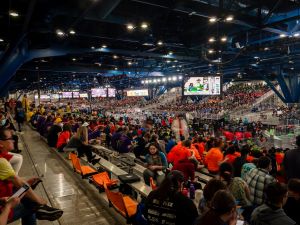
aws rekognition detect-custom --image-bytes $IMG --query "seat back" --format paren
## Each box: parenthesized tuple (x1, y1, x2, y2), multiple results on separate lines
(150, 177, 157, 190)
(70, 152, 82, 174)
(93, 172, 111, 186)
(104, 184, 128, 217)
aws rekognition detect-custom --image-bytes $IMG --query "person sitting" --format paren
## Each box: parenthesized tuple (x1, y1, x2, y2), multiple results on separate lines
(144, 170, 198, 225)
(198, 178, 227, 215)
(245, 156, 276, 206)
(47, 121, 62, 148)
(251, 182, 296, 225)
(56, 123, 72, 152)
(204, 139, 224, 174)
(0, 197, 20, 225)
(143, 143, 168, 186)
(283, 179, 300, 224)
(0, 128, 63, 224)
(194, 190, 237, 225)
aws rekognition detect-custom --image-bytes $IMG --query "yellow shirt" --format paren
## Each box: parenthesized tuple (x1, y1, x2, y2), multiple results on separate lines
(0, 158, 15, 180)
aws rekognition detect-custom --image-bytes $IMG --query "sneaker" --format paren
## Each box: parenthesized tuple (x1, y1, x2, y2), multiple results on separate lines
(36, 205, 63, 221)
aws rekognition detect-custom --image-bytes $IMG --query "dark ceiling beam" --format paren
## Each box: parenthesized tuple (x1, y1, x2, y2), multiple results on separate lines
(99, 0, 122, 19)
(28, 46, 199, 61)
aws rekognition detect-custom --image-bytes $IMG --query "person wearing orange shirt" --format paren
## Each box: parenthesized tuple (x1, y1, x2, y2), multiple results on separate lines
(204, 139, 224, 174)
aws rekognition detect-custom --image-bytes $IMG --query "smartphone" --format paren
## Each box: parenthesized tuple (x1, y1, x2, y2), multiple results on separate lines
(7, 184, 30, 201)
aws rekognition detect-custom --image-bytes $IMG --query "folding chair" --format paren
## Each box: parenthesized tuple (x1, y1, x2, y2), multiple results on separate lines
(90, 171, 118, 192)
(69, 152, 98, 178)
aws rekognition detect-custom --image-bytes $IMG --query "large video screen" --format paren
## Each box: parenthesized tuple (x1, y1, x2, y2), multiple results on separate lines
(51, 94, 60, 99)
(183, 76, 221, 95)
(62, 92, 72, 98)
(34, 94, 50, 100)
(108, 88, 116, 97)
(79, 93, 88, 98)
(91, 88, 107, 97)
(126, 89, 149, 97)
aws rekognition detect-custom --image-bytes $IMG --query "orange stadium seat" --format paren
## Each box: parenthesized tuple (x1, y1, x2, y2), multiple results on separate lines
(90, 172, 118, 191)
(104, 184, 138, 224)
(69, 152, 98, 178)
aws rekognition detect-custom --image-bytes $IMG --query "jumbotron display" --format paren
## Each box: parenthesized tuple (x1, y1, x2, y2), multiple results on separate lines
(91, 88, 107, 97)
(126, 89, 149, 97)
(62, 92, 72, 98)
(108, 88, 116, 97)
(183, 76, 221, 95)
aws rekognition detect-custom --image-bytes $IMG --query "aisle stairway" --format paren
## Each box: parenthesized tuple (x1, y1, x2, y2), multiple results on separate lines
(18, 125, 126, 225)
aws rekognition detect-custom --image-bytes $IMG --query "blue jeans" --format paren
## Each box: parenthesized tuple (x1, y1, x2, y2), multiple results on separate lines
(11, 200, 36, 225)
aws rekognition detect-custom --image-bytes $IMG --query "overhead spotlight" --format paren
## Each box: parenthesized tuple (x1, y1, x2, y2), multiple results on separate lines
(254, 56, 259, 59)
(291, 67, 294, 70)
(279, 34, 287, 38)
(172, 65, 176, 68)
(72, 58, 76, 61)
(264, 47, 270, 51)
(0, 38, 3, 42)
(127, 24, 135, 30)
(174, 60, 178, 63)
(221, 36, 227, 42)
(157, 79, 161, 82)
(208, 49, 214, 54)
(114, 67, 118, 70)
(9, 11, 19, 17)
(154, 79, 157, 83)
(128, 61, 132, 65)
(209, 37, 215, 42)
(69, 30, 76, 35)
(209, 17, 217, 23)
(168, 77, 172, 81)
(166, 60, 171, 63)
(168, 51, 173, 55)
(113, 55, 118, 59)
(225, 16, 234, 21)
(179, 65, 182, 68)
(157, 41, 163, 45)
(178, 76, 183, 79)
(172, 76, 177, 81)
(141, 80, 145, 84)
(56, 30, 65, 36)
(162, 78, 167, 82)
(91, 46, 95, 49)
(289, 60, 294, 64)
(141, 22, 148, 29)
(102, 44, 107, 48)
(293, 33, 300, 37)
(177, 69, 180, 72)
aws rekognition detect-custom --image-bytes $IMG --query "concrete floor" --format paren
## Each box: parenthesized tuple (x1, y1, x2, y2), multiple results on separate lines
(11, 125, 126, 225)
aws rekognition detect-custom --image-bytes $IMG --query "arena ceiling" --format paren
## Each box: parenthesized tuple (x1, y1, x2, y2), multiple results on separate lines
(1, 0, 300, 93)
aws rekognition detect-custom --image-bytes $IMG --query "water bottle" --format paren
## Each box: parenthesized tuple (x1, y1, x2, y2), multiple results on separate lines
(189, 184, 195, 199)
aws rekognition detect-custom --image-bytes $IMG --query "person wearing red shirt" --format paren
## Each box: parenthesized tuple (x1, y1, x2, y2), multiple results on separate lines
(56, 124, 72, 152)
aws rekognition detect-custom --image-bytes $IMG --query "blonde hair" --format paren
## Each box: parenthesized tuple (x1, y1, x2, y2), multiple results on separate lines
(77, 126, 88, 143)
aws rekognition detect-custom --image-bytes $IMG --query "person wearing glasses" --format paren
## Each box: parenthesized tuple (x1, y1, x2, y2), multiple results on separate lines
(0, 128, 63, 224)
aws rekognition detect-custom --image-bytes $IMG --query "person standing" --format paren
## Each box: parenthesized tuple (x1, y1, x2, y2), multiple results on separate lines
(14, 101, 25, 132)
(283, 135, 300, 180)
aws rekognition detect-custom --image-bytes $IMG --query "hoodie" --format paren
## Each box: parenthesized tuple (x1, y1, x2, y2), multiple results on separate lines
(251, 204, 296, 225)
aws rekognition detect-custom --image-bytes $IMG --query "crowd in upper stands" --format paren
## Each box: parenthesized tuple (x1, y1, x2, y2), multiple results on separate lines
(1, 82, 300, 225)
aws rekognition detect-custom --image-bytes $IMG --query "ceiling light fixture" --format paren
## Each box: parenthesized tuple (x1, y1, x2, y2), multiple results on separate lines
(168, 51, 173, 55)
(127, 24, 135, 30)
(209, 17, 217, 23)
(91, 46, 95, 49)
(69, 30, 76, 35)
(128, 61, 132, 65)
(208, 49, 214, 54)
(56, 30, 64, 36)
(102, 44, 107, 48)
(293, 33, 300, 37)
(113, 55, 118, 59)
(264, 47, 270, 51)
(209, 37, 215, 42)
(157, 41, 163, 45)
(221, 36, 227, 42)
(280, 34, 287, 38)
(225, 16, 234, 21)
(114, 67, 118, 70)
(9, 11, 19, 17)
(0, 38, 3, 42)
(72, 58, 76, 61)
(141, 22, 148, 29)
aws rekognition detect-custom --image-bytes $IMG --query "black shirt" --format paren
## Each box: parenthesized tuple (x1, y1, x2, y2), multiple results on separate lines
(144, 190, 198, 225)
(284, 197, 300, 225)
(283, 149, 300, 180)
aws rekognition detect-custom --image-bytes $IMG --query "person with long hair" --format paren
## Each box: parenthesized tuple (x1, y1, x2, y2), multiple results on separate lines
(195, 190, 237, 225)
(144, 170, 198, 225)
(143, 142, 168, 186)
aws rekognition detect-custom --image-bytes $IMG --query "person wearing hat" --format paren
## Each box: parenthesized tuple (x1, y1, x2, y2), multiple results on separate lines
(144, 170, 198, 225)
